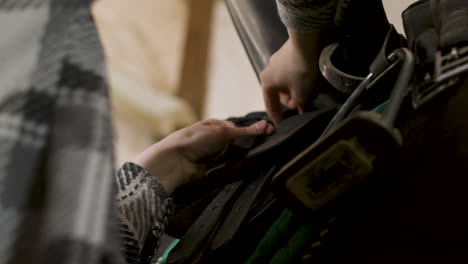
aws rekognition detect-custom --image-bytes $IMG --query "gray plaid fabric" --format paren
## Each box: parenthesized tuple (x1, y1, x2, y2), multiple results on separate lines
(276, 0, 338, 31)
(0, 1, 172, 264)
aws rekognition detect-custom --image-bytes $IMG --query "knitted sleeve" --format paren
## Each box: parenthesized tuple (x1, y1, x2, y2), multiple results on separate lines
(276, 0, 338, 32)
(115, 162, 174, 264)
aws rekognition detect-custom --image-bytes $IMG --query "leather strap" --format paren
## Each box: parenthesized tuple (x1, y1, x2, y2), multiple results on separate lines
(246, 107, 336, 159)
(369, 25, 406, 77)
(168, 180, 244, 264)
(211, 166, 276, 251)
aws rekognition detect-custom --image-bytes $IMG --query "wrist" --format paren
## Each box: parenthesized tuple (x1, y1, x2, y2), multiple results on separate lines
(287, 28, 333, 58)
(133, 143, 191, 195)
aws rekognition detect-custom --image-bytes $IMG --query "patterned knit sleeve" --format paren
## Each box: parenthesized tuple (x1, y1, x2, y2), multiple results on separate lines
(115, 162, 174, 264)
(276, 0, 338, 32)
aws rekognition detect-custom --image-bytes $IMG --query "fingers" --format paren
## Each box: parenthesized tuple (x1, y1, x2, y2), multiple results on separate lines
(225, 120, 274, 140)
(290, 75, 321, 113)
(294, 91, 317, 113)
(255, 120, 275, 135)
(261, 62, 284, 125)
(266, 123, 275, 135)
(227, 120, 266, 138)
(279, 93, 290, 106)
(279, 92, 297, 109)
(262, 86, 284, 125)
(199, 119, 239, 131)
(286, 98, 297, 109)
(199, 119, 274, 140)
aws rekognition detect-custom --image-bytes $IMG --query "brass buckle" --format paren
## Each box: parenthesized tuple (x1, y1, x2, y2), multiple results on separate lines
(413, 45, 468, 108)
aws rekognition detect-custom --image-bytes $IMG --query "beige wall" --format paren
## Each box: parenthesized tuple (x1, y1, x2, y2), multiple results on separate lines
(383, 0, 418, 35)
(93, 0, 194, 165)
(93, 0, 187, 94)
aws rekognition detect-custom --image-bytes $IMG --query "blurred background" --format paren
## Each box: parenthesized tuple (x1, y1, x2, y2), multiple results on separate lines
(91, 0, 417, 166)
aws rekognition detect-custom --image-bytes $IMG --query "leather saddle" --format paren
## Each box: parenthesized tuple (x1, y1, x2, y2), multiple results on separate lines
(165, 0, 468, 263)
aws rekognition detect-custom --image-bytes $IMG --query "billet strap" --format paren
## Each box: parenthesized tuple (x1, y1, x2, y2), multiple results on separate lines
(211, 166, 277, 251)
(167, 180, 244, 264)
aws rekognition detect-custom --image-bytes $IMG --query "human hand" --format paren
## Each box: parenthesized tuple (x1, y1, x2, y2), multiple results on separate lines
(133, 119, 274, 194)
(260, 29, 330, 125)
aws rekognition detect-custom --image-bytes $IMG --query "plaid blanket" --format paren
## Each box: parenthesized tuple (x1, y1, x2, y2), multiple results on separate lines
(0, 1, 172, 264)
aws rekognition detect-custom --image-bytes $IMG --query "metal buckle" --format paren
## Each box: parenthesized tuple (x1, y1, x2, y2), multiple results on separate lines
(413, 45, 468, 108)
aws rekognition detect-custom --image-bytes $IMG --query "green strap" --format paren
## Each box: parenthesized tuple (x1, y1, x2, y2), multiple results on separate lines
(244, 209, 301, 264)
(372, 85, 412, 114)
(269, 222, 320, 264)
(372, 101, 388, 114)
(158, 239, 180, 264)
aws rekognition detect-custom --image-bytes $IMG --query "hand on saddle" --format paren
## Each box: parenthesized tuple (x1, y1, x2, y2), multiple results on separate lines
(261, 29, 330, 125)
(133, 119, 274, 195)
